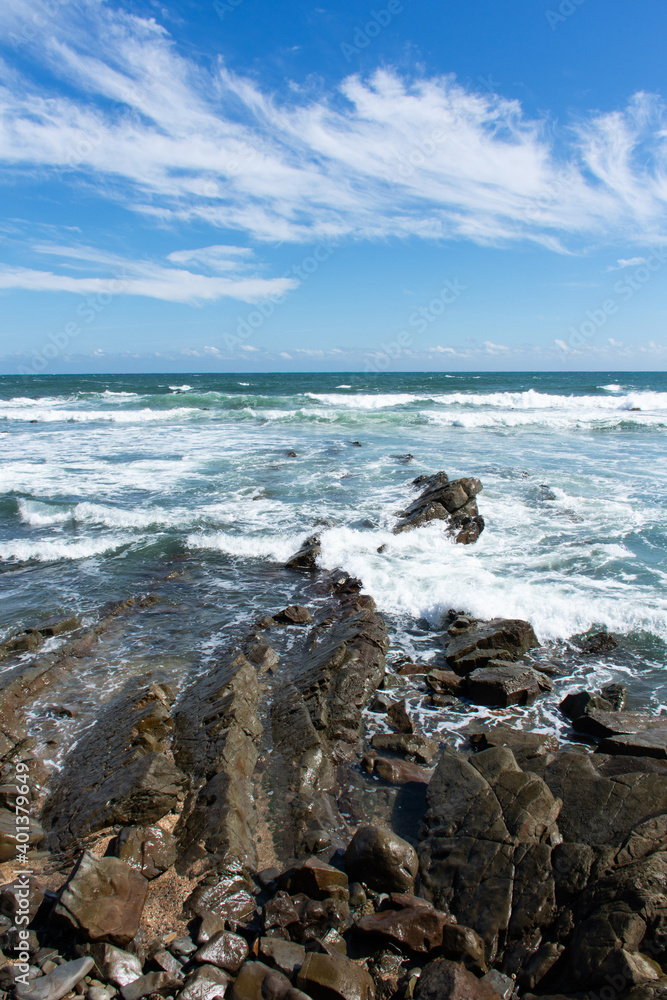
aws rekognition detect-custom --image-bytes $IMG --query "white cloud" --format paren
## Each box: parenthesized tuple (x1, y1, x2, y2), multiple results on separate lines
(0, 1, 666, 250)
(239, 344, 259, 352)
(606, 257, 647, 270)
(482, 340, 510, 354)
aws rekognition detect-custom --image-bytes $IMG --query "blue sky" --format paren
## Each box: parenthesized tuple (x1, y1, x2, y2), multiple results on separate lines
(0, 0, 666, 373)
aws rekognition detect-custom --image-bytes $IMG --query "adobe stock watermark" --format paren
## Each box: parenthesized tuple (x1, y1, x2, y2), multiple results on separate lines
(340, 0, 413, 62)
(545, 0, 587, 31)
(213, 0, 246, 20)
(18, 268, 130, 375)
(11, 762, 34, 988)
(365, 276, 467, 372)
(6, 0, 72, 50)
(560, 248, 667, 354)
(221, 241, 335, 354)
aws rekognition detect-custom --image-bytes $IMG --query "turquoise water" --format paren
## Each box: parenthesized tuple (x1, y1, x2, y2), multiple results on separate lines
(1, 370, 666, 730)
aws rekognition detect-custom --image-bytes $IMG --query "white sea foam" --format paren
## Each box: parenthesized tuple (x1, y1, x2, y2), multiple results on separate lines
(186, 530, 302, 563)
(0, 535, 129, 562)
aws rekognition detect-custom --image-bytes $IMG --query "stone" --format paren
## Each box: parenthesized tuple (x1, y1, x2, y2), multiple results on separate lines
(425, 671, 462, 695)
(229, 962, 278, 1000)
(246, 644, 279, 670)
(444, 619, 538, 670)
(15, 958, 94, 1000)
(54, 852, 148, 946)
(480, 971, 514, 1000)
(370, 734, 438, 764)
(440, 925, 487, 973)
(0, 877, 45, 922)
(194, 931, 249, 973)
(572, 708, 662, 740)
(581, 631, 618, 654)
(368, 693, 394, 713)
(355, 901, 454, 953)
(285, 536, 321, 572)
(296, 951, 375, 1000)
(601, 682, 627, 709)
(88, 944, 143, 987)
(559, 690, 616, 720)
(263, 893, 351, 945)
(345, 825, 418, 893)
(120, 972, 181, 1000)
(196, 913, 226, 945)
(184, 863, 256, 924)
(361, 755, 430, 786)
(152, 950, 184, 978)
(275, 858, 349, 900)
(415, 960, 501, 1000)
(387, 699, 416, 734)
(170, 938, 197, 958)
(256, 938, 307, 977)
(114, 825, 176, 879)
(597, 729, 667, 759)
(454, 517, 485, 545)
(274, 606, 313, 625)
(177, 965, 230, 1000)
(0, 808, 44, 860)
(464, 663, 549, 708)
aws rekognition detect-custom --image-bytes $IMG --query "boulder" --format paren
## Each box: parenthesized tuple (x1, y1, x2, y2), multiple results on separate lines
(415, 960, 501, 1000)
(464, 663, 550, 708)
(194, 930, 249, 973)
(355, 899, 454, 953)
(581, 631, 618, 655)
(87, 944, 143, 987)
(114, 825, 176, 879)
(15, 957, 95, 1000)
(230, 962, 283, 1000)
(275, 858, 349, 900)
(559, 690, 613, 721)
(597, 730, 667, 759)
(296, 951, 375, 1000)
(274, 606, 313, 625)
(425, 670, 463, 696)
(440, 924, 487, 973)
(370, 733, 438, 764)
(177, 965, 230, 1000)
(285, 536, 321, 572)
(443, 619, 538, 670)
(53, 852, 148, 946)
(387, 699, 416, 734)
(572, 709, 659, 740)
(256, 938, 307, 977)
(345, 825, 418, 893)
(393, 475, 484, 541)
(184, 862, 256, 925)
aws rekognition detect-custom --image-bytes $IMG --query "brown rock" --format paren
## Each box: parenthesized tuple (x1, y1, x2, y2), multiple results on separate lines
(88, 943, 143, 987)
(285, 536, 321, 572)
(177, 965, 230, 1000)
(114, 825, 176, 880)
(275, 858, 349, 900)
(415, 960, 501, 1000)
(444, 619, 538, 670)
(361, 755, 430, 786)
(54, 852, 148, 946)
(370, 733, 438, 764)
(256, 938, 307, 977)
(274, 606, 313, 625)
(356, 902, 454, 953)
(296, 951, 375, 1000)
(345, 825, 418, 893)
(120, 972, 181, 1000)
(425, 670, 462, 695)
(464, 663, 550, 708)
(440, 925, 487, 974)
(0, 877, 45, 922)
(597, 729, 667, 759)
(387, 699, 416, 735)
(194, 930, 248, 973)
(0, 808, 43, 861)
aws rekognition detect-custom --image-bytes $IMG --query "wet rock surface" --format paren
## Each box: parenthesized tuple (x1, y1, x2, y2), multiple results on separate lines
(393, 473, 485, 544)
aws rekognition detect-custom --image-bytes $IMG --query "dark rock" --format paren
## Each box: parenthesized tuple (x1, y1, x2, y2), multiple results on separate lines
(572, 709, 662, 740)
(468, 726, 559, 763)
(601, 682, 627, 710)
(345, 825, 418, 893)
(454, 516, 485, 545)
(355, 899, 454, 953)
(152, 950, 184, 978)
(464, 663, 550, 708)
(120, 972, 181, 1000)
(447, 649, 514, 677)
(368, 693, 394, 713)
(396, 662, 428, 677)
(361, 755, 430, 786)
(15, 957, 95, 1000)
(370, 734, 438, 764)
(518, 942, 564, 991)
(275, 858, 349, 900)
(173, 653, 262, 877)
(597, 729, 667, 759)
(263, 892, 351, 945)
(296, 951, 375, 1000)
(444, 619, 538, 671)
(285, 536, 321, 572)
(415, 959, 501, 1000)
(0, 808, 44, 860)
(394, 474, 484, 540)
(287, 451, 297, 458)
(274, 606, 313, 626)
(194, 930, 249, 973)
(256, 938, 307, 977)
(581, 631, 618, 654)
(480, 971, 514, 1000)
(114, 825, 176, 879)
(177, 965, 230, 1000)
(440, 925, 487, 974)
(42, 683, 186, 853)
(246, 643, 279, 670)
(229, 962, 285, 1000)
(0, 877, 45, 922)
(53, 852, 148, 946)
(184, 862, 256, 925)
(559, 690, 613, 721)
(387, 699, 416, 734)
(196, 912, 226, 945)
(425, 671, 462, 696)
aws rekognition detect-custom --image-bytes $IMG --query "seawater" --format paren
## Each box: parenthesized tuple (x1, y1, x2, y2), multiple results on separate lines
(1, 370, 666, 731)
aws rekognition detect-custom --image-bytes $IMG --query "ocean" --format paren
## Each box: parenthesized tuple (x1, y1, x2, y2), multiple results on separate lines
(1, 370, 666, 757)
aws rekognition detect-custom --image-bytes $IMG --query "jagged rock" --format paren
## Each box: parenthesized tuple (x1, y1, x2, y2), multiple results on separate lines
(601, 682, 627, 709)
(53, 852, 148, 946)
(415, 959, 501, 1000)
(120, 972, 182, 1000)
(275, 858, 349, 900)
(87, 944, 143, 987)
(114, 825, 176, 879)
(263, 892, 351, 944)
(285, 536, 321, 572)
(345, 825, 418, 893)
(246, 643, 279, 670)
(0, 808, 44, 860)
(518, 942, 564, 991)
(444, 619, 538, 672)
(393, 475, 484, 542)
(194, 930, 249, 973)
(177, 965, 230, 1000)
(425, 671, 463, 696)
(387, 699, 416, 734)
(370, 733, 438, 764)
(581, 631, 618, 655)
(355, 897, 454, 953)
(468, 727, 559, 764)
(454, 516, 485, 545)
(152, 950, 184, 978)
(184, 862, 256, 925)
(440, 925, 487, 973)
(296, 951, 375, 1000)
(480, 971, 514, 1000)
(361, 755, 430, 786)
(559, 690, 614, 720)
(173, 653, 262, 877)
(369, 692, 394, 713)
(42, 682, 186, 852)
(572, 709, 663, 740)
(275, 606, 313, 625)
(419, 747, 560, 964)
(464, 663, 550, 708)
(15, 957, 94, 1000)
(256, 938, 307, 977)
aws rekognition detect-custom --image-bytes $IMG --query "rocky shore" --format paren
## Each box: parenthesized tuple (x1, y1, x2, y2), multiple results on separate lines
(0, 473, 665, 1000)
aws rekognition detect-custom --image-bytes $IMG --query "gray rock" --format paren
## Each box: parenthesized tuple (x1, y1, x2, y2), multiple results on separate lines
(120, 972, 181, 1000)
(194, 930, 249, 973)
(88, 943, 143, 987)
(176, 965, 230, 1000)
(285, 536, 321, 571)
(15, 957, 94, 1000)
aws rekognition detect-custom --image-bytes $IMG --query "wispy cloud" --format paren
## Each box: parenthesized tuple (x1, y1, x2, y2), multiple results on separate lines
(605, 257, 648, 270)
(1, 0, 667, 256)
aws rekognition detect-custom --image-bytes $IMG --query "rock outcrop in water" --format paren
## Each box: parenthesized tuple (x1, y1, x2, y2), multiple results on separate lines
(393, 472, 485, 544)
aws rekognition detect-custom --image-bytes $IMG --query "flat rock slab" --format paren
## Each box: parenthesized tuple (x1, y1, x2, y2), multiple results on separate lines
(54, 851, 148, 946)
(444, 619, 538, 671)
(370, 733, 438, 764)
(573, 709, 665, 740)
(597, 729, 667, 759)
(464, 663, 550, 708)
(296, 951, 375, 1000)
(15, 958, 95, 1000)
